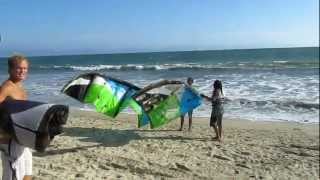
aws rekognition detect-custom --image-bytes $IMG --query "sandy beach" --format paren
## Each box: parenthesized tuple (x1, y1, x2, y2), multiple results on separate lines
(1, 109, 319, 179)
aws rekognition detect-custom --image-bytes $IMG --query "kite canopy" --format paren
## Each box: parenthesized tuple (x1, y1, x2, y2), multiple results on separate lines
(62, 73, 202, 129)
(133, 80, 202, 128)
(61, 73, 141, 118)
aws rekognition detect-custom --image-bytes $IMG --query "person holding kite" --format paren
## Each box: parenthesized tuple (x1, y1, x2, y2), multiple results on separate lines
(0, 55, 33, 180)
(201, 80, 225, 142)
(179, 77, 195, 131)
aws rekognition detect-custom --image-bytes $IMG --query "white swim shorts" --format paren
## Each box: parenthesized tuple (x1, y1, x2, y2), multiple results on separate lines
(0, 139, 32, 180)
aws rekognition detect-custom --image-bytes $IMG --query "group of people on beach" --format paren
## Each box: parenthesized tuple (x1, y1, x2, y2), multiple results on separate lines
(0, 55, 225, 180)
(179, 77, 225, 142)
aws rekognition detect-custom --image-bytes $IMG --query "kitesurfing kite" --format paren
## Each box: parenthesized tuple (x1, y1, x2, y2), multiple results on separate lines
(62, 72, 202, 129)
(132, 80, 202, 128)
(61, 72, 143, 118)
(0, 100, 69, 152)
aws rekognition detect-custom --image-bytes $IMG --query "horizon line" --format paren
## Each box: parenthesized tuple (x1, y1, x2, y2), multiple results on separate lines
(0, 46, 318, 58)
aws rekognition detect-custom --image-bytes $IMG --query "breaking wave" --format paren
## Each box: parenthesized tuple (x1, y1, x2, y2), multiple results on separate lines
(36, 61, 319, 71)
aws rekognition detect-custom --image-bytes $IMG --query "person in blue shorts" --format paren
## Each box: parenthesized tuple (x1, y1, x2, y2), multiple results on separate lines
(179, 77, 194, 131)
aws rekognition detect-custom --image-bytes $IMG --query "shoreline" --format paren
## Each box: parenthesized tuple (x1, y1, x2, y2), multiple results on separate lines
(75, 107, 320, 125)
(1, 109, 319, 179)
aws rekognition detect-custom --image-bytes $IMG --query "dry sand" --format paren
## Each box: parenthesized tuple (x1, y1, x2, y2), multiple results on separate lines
(1, 109, 319, 179)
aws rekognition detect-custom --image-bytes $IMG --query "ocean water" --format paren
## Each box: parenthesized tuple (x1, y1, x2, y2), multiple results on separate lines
(0, 47, 319, 123)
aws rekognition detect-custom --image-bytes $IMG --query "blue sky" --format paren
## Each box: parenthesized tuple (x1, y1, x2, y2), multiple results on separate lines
(0, 0, 319, 56)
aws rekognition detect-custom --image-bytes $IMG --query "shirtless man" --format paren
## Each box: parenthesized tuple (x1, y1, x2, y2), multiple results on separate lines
(0, 55, 32, 180)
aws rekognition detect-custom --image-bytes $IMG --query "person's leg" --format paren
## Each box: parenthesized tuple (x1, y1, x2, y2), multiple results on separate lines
(24, 175, 32, 180)
(212, 124, 219, 140)
(210, 112, 219, 139)
(188, 111, 193, 131)
(179, 115, 184, 131)
(217, 114, 223, 141)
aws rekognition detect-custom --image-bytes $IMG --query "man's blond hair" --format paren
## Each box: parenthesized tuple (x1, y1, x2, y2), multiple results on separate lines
(8, 55, 29, 70)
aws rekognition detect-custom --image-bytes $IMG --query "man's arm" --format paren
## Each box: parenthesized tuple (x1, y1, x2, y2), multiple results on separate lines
(0, 83, 11, 103)
(0, 83, 12, 143)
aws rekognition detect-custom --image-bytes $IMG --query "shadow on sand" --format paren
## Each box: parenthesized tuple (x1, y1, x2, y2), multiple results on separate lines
(62, 127, 211, 144)
(35, 127, 212, 157)
(34, 144, 101, 157)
